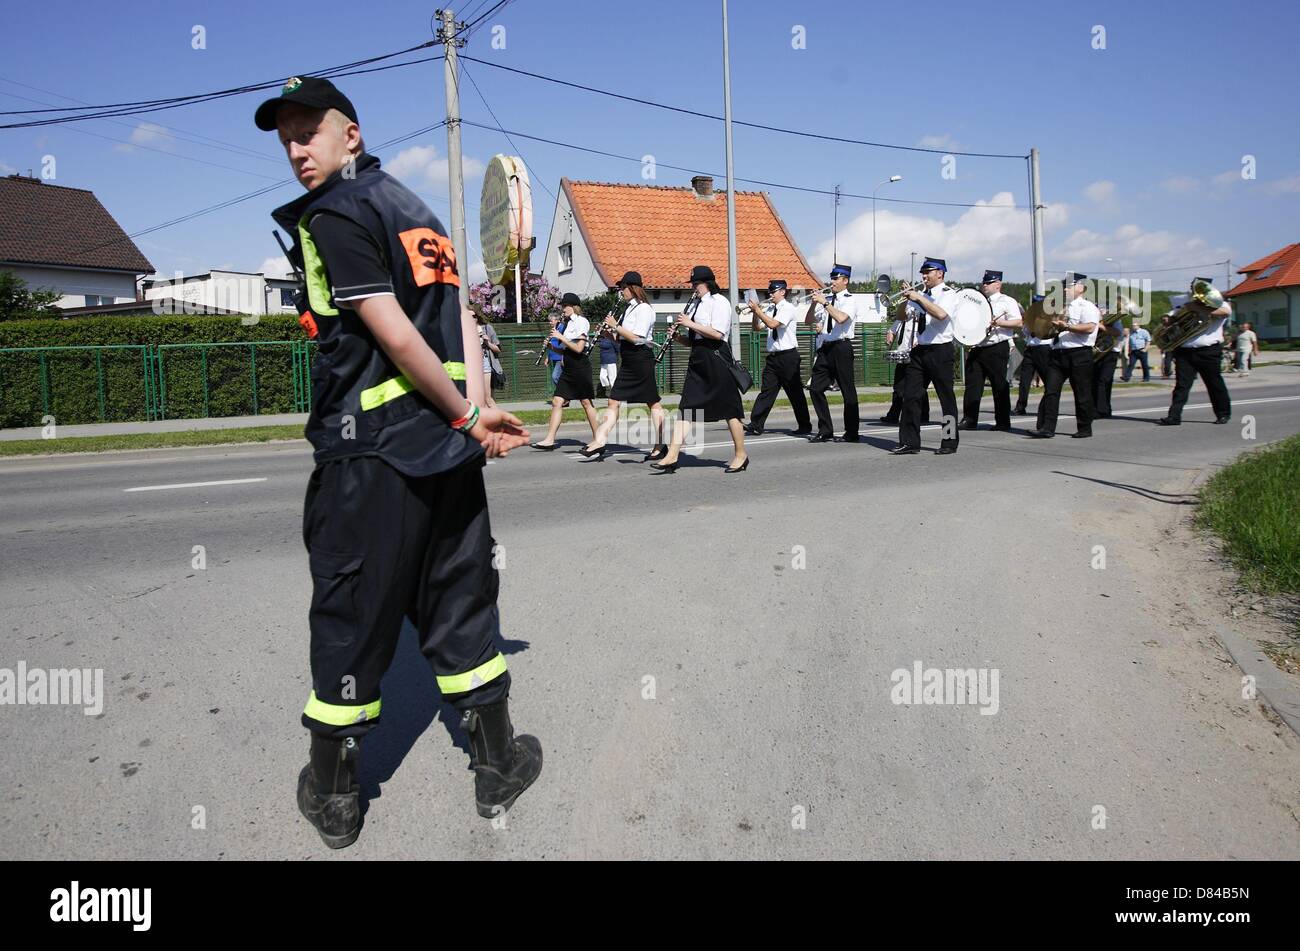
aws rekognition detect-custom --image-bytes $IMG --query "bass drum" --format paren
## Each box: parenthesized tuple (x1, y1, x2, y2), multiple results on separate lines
(948, 288, 996, 347)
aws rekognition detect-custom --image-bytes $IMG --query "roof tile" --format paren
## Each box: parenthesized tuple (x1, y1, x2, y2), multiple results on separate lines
(0, 175, 153, 274)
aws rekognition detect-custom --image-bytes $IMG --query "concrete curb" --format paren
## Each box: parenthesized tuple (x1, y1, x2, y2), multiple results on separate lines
(1214, 628, 1300, 739)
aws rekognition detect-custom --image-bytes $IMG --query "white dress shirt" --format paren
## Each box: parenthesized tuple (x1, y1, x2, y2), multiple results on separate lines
(914, 283, 960, 345)
(1053, 297, 1101, 349)
(1184, 303, 1231, 347)
(983, 292, 1022, 346)
(764, 299, 800, 352)
(814, 290, 858, 347)
(621, 300, 656, 346)
(563, 314, 590, 347)
(690, 292, 732, 341)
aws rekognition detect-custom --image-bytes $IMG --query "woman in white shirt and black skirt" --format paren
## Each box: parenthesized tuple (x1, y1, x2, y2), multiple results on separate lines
(531, 293, 600, 450)
(652, 265, 748, 474)
(580, 271, 668, 460)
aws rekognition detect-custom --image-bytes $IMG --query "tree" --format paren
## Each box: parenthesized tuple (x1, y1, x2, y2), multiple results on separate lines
(0, 270, 61, 322)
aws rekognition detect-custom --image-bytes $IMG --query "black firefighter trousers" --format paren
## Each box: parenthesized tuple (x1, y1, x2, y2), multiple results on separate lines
(302, 455, 510, 740)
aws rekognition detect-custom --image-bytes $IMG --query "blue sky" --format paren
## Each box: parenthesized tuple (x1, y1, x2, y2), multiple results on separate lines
(2, 0, 1297, 290)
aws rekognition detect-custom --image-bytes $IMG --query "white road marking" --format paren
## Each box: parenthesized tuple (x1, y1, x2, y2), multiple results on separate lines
(124, 478, 268, 493)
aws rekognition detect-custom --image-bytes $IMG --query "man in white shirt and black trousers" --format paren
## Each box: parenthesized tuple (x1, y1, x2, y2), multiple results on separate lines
(1157, 277, 1233, 426)
(744, 279, 812, 436)
(894, 257, 961, 455)
(960, 269, 1021, 432)
(1031, 272, 1099, 439)
(805, 263, 860, 442)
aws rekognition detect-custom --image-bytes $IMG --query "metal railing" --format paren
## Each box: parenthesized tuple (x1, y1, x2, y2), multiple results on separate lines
(0, 328, 963, 428)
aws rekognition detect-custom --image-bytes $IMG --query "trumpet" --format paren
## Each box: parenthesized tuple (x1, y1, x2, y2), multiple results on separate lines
(884, 280, 925, 310)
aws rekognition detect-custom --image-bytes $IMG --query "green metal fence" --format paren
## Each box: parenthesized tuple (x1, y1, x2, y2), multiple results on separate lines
(0, 328, 964, 428)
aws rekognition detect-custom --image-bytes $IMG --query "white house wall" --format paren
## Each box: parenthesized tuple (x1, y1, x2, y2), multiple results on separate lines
(6, 265, 137, 308)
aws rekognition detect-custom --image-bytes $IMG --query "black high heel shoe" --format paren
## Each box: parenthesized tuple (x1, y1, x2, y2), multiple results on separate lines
(723, 458, 749, 474)
(578, 444, 607, 459)
(650, 459, 679, 473)
(644, 444, 668, 462)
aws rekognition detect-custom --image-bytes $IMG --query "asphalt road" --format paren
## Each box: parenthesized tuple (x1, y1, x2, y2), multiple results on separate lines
(2, 369, 1299, 859)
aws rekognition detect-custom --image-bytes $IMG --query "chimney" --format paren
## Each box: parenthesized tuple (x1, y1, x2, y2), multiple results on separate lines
(691, 175, 714, 200)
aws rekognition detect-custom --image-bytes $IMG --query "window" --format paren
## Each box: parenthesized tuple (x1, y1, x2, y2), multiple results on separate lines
(84, 295, 100, 307)
(280, 288, 296, 308)
(558, 242, 573, 273)
(1267, 308, 1287, 327)
(1255, 264, 1282, 280)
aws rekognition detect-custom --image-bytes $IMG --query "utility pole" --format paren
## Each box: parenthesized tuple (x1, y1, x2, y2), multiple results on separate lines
(1029, 148, 1045, 295)
(721, 0, 740, 359)
(833, 184, 841, 262)
(438, 9, 470, 306)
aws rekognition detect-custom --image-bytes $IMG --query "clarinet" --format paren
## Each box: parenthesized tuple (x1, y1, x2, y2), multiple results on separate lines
(655, 293, 699, 363)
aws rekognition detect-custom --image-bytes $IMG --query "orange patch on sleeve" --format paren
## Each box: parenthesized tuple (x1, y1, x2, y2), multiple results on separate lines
(397, 228, 460, 287)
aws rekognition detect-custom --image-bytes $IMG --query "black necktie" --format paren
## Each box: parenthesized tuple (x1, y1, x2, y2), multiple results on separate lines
(824, 294, 834, 335)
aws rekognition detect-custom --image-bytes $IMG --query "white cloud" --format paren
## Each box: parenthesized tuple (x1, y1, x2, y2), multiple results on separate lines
(386, 145, 484, 194)
(114, 122, 175, 154)
(1211, 169, 1240, 188)
(1160, 176, 1200, 194)
(0, 161, 15, 176)
(467, 259, 487, 284)
(1083, 180, 1116, 204)
(1049, 224, 1233, 286)
(1264, 174, 1300, 195)
(811, 191, 1068, 282)
(916, 133, 963, 152)
(259, 256, 293, 279)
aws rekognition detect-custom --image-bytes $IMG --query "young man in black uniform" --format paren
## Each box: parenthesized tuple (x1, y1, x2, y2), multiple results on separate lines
(743, 279, 812, 435)
(256, 76, 541, 848)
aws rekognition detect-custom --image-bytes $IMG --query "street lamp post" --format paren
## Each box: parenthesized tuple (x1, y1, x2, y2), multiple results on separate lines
(872, 175, 902, 280)
(1106, 256, 1123, 283)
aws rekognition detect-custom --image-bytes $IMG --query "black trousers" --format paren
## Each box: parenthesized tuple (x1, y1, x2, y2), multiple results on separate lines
(900, 342, 959, 450)
(1123, 348, 1150, 381)
(810, 340, 858, 438)
(962, 340, 1011, 428)
(1168, 343, 1231, 421)
(1093, 351, 1119, 417)
(883, 361, 929, 424)
(749, 348, 810, 431)
(1038, 347, 1096, 435)
(1016, 344, 1052, 416)
(302, 456, 509, 740)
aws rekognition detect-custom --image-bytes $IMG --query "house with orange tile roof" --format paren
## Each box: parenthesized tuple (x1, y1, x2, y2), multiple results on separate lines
(1225, 242, 1300, 340)
(541, 175, 822, 319)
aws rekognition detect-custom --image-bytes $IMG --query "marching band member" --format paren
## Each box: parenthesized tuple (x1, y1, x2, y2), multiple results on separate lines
(894, 257, 960, 455)
(1013, 293, 1052, 421)
(959, 269, 1020, 431)
(652, 265, 748, 473)
(1157, 278, 1233, 426)
(805, 263, 860, 442)
(878, 300, 928, 426)
(580, 272, 667, 459)
(1030, 273, 1098, 439)
(743, 279, 812, 436)
(1092, 310, 1125, 419)
(598, 318, 619, 396)
(531, 293, 600, 450)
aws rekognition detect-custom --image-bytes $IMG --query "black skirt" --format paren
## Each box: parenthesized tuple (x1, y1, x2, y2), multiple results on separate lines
(554, 347, 594, 401)
(679, 338, 743, 421)
(609, 340, 660, 405)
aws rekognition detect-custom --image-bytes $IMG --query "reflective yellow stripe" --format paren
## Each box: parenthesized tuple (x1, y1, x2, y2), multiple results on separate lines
(359, 363, 467, 411)
(436, 653, 507, 694)
(303, 690, 381, 726)
(297, 219, 339, 317)
(360, 375, 415, 411)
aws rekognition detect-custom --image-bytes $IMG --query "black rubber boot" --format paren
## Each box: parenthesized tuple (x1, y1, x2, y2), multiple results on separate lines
(461, 700, 542, 818)
(297, 734, 361, 849)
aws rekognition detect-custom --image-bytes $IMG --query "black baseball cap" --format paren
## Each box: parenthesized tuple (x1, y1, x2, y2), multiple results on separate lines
(255, 75, 359, 131)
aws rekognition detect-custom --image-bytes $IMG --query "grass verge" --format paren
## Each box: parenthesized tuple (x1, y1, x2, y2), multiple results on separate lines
(0, 425, 308, 457)
(1197, 432, 1300, 597)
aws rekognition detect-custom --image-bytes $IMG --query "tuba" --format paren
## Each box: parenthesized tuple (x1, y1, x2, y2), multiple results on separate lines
(1152, 278, 1226, 351)
(1092, 312, 1126, 361)
(1021, 296, 1060, 340)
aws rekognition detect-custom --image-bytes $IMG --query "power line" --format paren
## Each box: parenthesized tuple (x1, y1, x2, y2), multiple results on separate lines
(460, 61, 557, 203)
(0, 44, 442, 129)
(459, 54, 1028, 161)
(1045, 259, 1229, 275)
(463, 0, 516, 36)
(73, 121, 447, 257)
(457, 119, 1025, 210)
